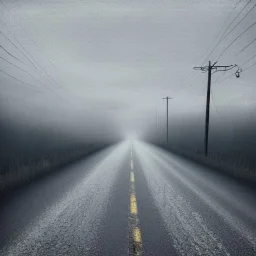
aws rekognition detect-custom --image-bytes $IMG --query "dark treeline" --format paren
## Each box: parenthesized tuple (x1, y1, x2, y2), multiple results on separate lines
(0, 75, 123, 193)
(0, 113, 120, 192)
(145, 109, 256, 181)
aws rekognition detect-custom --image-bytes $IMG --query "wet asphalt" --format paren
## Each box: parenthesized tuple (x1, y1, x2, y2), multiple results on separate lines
(0, 141, 256, 255)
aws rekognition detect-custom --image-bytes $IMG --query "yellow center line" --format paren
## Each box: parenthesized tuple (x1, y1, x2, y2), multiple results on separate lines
(133, 227, 142, 243)
(130, 193, 138, 215)
(131, 159, 134, 170)
(130, 172, 135, 182)
(129, 148, 143, 255)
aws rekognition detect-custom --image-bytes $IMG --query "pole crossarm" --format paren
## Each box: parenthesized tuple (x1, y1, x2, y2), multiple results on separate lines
(194, 63, 241, 75)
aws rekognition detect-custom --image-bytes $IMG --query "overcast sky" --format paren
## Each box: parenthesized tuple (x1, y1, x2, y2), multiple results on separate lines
(0, 0, 255, 138)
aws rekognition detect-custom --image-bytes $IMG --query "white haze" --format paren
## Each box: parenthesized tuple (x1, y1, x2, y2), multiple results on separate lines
(0, 0, 255, 139)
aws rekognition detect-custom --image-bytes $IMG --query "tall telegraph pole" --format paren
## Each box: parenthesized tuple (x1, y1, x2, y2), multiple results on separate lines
(194, 61, 241, 157)
(162, 96, 172, 144)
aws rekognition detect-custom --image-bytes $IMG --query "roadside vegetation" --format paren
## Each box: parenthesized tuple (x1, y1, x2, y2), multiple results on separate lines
(162, 145, 256, 182)
(0, 143, 104, 193)
(0, 118, 114, 194)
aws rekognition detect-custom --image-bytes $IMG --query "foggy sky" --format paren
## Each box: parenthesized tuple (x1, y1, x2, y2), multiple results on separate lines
(0, 0, 256, 139)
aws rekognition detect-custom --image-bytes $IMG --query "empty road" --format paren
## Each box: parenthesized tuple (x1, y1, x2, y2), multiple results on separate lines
(0, 141, 256, 255)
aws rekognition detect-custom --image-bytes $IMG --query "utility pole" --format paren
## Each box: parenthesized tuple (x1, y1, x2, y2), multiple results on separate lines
(162, 96, 172, 144)
(155, 109, 158, 130)
(155, 109, 158, 137)
(194, 61, 241, 157)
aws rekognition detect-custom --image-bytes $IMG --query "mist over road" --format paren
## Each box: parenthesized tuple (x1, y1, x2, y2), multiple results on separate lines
(0, 141, 255, 255)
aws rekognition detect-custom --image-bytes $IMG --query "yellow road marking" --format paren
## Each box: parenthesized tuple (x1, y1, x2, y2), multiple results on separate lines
(130, 172, 135, 182)
(131, 159, 134, 170)
(133, 227, 142, 243)
(130, 193, 138, 215)
(129, 148, 143, 255)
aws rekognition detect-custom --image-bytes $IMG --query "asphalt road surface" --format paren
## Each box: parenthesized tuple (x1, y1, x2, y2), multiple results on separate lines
(0, 141, 256, 255)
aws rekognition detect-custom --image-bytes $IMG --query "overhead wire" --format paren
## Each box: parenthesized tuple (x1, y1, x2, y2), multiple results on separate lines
(243, 60, 256, 71)
(175, 0, 255, 127)
(170, 1, 246, 97)
(188, 1, 245, 114)
(217, 20, 256, 61)
(200, 0, 243, 62)
(216, 59, 256, 84)
(0, 68, 34, 87)
(241, 53, 256, 65)
(219, 0, 252, 39)
(0, 19, 76, 103)
(215, 71, 237, 84)
(0, 30, 40, 71)
(0, 44, 27, 66)
(0, 55, 34, 75)
(0, 0, 62, 87)
(175, 0, 240, 99)
(201, 0, 248, 64)
(0, 20, 45, 73)
(216, 2, 256, 50)
(0, 40, 60, 91)
(210, 87, 223, 121)
(0, 17, 61, 88)
(0, 38, 87, 105)
(0, 55, 59, 92)
(0, 62, 79, 105)
(0, 1, 98, 107)
(172, 70, 196, 96)
(0, 21, 60, 88)
(236, 37, 256, 55)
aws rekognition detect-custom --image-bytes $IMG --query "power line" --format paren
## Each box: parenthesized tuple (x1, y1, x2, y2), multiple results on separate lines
(215, 71, 236, 84)
(183, 1, 240, 97)
(0, 64, 79, 105)
(241, 53, 256, 65)
(0, 55, 56, 91)
(0, 57, 87, 105)
(0, 0, 62, 87)
(0, 41, 61, 91)
(216, 59, 256, 83)
(178, 2, 242, 97)
(219, 0, 252, 40)
(217, 20, 256, 61)
(210, 87, 222, 121)
(173, 75, 208, 102)
(212, 71, 225, 83)
(0, 20, 43, 73)
(237, 37, 256, 55)
(0, 44, 26, 65)
(8, 0, 61, 74)
(0, 30, 39, 71)
(0, 32, 87, 104)
(0, 5, 87, 106)
(0, 68, 34, 87)
(0, 19, 61, 88)
(215, 58, 256, 84)
(201, 0, 249, 64)
(0, 55, 32, 75)
(172, 70, 196, 96)
(0, 1, 106, 108)
(0, 67, 80, 108)
(217, 2, 256, 49)
(210, 87, 238, 142)
(243, 60, 256, 72)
